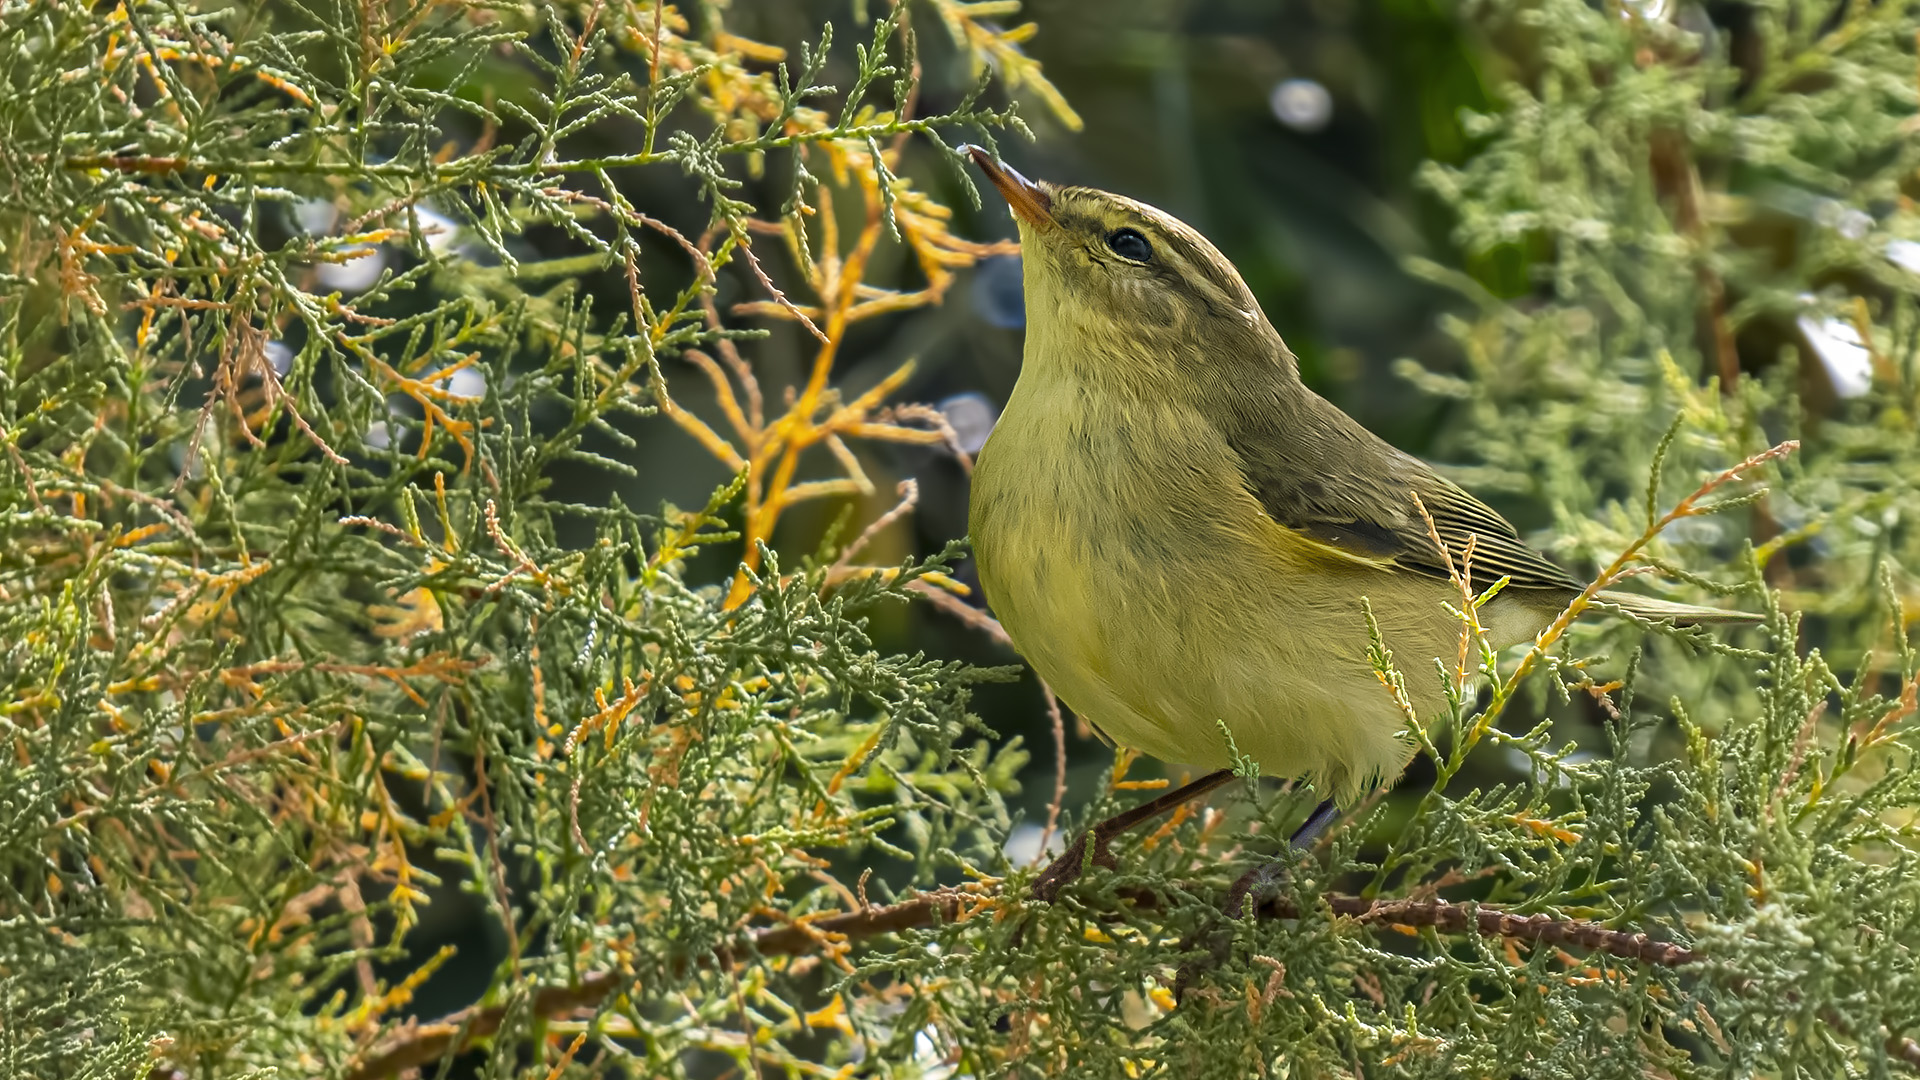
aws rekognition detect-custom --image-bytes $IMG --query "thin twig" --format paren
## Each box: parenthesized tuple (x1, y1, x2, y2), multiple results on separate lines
(1037, 683, 1068, 864)
(697, 263, 764, 429)
(634, 210, 713, 282)
(875, 402, 974, 473)
(1480, 440, 1798, 734)
(904, 579, 1011, 648)
(734, 225, 827, 342)
(828, 479, 918, 575)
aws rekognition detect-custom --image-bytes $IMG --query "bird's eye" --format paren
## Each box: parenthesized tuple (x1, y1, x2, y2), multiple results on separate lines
(1105, 228, 1152, 262)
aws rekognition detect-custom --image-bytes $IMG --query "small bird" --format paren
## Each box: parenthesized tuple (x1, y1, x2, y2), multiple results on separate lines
(959, 147, 1756, 906)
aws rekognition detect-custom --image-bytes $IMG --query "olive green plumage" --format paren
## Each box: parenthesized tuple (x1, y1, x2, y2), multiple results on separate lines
(965, 161, 1755, 806)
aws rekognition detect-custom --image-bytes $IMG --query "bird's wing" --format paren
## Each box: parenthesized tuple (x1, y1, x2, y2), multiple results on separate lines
(1367, 466, 1583, 594)
(1226, 415, 1582, 596)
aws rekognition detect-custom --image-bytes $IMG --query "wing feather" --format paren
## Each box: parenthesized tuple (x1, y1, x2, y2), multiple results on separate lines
(1384, 477, 1584, 594)
(1218, 390, 1580, 596)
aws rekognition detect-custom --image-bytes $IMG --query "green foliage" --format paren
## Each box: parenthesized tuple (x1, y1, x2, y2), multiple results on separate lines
(0, 0, 1044, 1074)
(4, 0, 1920, 1077)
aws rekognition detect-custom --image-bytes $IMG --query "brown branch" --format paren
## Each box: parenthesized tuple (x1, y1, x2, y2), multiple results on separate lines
(337, 973, 620, 1080)
(743, 888, 976, 960)
(334, 880, 1729, 1080)
(256, 346, 350, 465)
(1311, 895, 1696, 967)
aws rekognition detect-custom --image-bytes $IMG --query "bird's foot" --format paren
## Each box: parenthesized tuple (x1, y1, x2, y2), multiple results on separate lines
(1215, 797, 1341, 918)
(1173, 798, 1342, 1000)
(1028, 768, 1235, 903)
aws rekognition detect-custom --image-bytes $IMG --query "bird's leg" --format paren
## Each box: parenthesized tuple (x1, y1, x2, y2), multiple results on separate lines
(1029, 768, 1235, 902)
(1174, 798, 1342, 1000)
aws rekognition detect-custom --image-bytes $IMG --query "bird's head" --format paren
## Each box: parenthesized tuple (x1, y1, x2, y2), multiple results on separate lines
(963, 146, 1289, 392)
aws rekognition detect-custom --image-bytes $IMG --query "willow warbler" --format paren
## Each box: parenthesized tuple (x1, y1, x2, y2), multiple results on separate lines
(960, 148, 1754, 893)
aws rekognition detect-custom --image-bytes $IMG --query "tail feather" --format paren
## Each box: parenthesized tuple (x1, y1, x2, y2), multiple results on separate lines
(1595, 590, 1763, 626)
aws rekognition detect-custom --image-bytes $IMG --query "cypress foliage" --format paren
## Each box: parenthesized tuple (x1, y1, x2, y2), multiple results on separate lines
(1, 0, 1916, 1077)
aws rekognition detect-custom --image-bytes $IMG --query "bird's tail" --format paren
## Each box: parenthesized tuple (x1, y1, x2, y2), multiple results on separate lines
(1595, 590, 1763, 626)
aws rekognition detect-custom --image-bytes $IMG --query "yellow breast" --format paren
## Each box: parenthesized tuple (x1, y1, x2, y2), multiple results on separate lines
(970, 373, 1457, 804)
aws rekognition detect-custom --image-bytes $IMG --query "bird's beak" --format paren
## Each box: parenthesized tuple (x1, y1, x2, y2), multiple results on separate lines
(962, 145, 1054, 229)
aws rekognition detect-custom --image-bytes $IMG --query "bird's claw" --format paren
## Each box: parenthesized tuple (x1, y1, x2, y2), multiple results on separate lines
(1172, 800, 1340, 1000)
(1172, 854, 1297, 1000)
